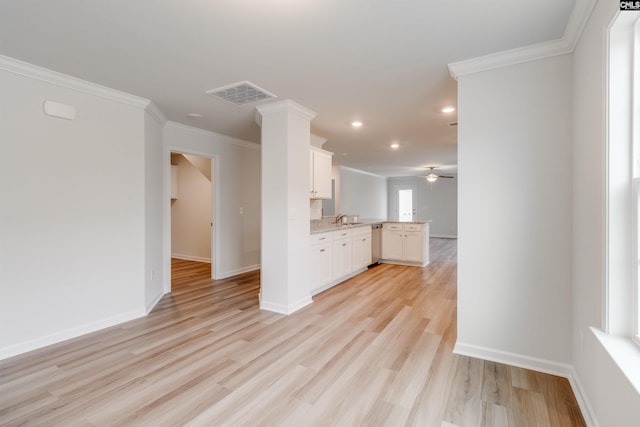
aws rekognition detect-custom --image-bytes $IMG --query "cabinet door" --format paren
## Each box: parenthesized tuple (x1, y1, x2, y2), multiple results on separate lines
(353, 234, 371, 270)
(309, 150, 315, 197)
(403, 231, 422, 262)
(422, 225, 430, 265)
(332, 238, 352, 279)
(382, 230, 404, 260)
(310, 242, 332, 290)
(312, 150, 333, 199)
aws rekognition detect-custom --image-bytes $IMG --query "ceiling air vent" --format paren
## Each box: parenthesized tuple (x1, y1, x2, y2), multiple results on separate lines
(206, 81, 276, 106)
(448, 121, 458, 127)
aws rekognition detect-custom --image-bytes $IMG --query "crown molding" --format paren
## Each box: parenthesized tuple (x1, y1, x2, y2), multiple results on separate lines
(310, 134, 328, 148)
(340, 165, 387, 179)
(255, 99, 317, 121)
(165, 121, 261, 151)
(448, 38, 572, 79)
(145, 102, 167, 125)
(0, 54, 151, 109)
(448, 0, 597, 79)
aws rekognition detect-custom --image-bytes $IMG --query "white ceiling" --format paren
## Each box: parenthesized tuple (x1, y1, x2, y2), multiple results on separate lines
(0, 0, 578, 177)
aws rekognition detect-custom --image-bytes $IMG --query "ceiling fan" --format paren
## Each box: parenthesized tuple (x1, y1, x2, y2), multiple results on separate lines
(419, 167, 455, 183)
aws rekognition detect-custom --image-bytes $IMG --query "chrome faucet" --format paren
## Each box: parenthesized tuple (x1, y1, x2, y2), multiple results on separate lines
(335, 213, 346, 224)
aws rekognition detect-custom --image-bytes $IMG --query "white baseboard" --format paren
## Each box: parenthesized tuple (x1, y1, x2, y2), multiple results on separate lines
(454, 341, 573, 378)
(216, 264, 260, 279)
(430, 234, 457, 239)
(0, 308, 147, 361)
(566, 366, 599, 427)
(454, 341, 598, 427)
(171, 254, 212, 263)
(145, 289, 166, 313)
(260, 296, 313, 315)
(311, 268, 367, 296)
(380, 259, 429, 268)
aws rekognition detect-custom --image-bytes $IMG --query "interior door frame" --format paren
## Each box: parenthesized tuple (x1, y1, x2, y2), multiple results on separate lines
(392, 184, 418, 222)
(164, 146, 219, 292)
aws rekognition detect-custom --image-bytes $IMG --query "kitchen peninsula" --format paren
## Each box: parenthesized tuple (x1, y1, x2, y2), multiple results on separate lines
(310, 219, 430, 295)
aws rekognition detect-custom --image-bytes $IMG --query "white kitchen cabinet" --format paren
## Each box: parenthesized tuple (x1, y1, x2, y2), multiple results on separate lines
(382, 230, 404, 260)
(403, 231, 422, 262)
(310, 225, 371, 295)
(332, 236, 352, 280)
(381, 222, 429, 266)
(310, 147, 333, 199)
(352, 227, 372, 270)
(310, 240, 332, 290)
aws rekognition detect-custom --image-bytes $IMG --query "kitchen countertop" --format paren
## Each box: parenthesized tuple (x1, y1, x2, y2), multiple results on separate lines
(310, 219, 429, 234)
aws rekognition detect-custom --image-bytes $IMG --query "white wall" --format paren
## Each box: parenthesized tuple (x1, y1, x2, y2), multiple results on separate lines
(144, 109, 165, 311)
(571, 2, 640, 425)
(339, 166, 387, 219)
(456, 55, 573, 367)
(170, 154, 212, 262)
(0, 60, 153, 358)
(163, 122, 261, 281)
(387, 176, 457, 237)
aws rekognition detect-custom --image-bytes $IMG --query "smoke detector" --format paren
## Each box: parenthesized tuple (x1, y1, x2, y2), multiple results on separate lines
(206, 81, 276, 106)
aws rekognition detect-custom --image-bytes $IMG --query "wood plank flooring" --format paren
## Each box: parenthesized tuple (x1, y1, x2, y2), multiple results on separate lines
(0, 239, 585, 426)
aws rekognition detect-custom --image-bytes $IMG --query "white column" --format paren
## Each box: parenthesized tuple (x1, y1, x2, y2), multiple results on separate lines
(256, 100, 316, 314)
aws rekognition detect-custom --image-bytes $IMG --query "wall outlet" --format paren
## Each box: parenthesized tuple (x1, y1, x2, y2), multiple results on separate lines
(151, 269, 155, 280)
(239, 207, 244, 215)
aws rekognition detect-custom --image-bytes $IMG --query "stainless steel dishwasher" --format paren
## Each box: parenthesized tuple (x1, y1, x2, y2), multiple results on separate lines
(370, 223, 382, 265)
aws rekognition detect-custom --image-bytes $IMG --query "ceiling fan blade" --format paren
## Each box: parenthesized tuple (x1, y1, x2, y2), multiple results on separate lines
(438, 175, 454, 178)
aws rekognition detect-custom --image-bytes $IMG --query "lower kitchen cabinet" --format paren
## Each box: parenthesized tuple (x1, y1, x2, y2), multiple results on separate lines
(352, 227, 372, 270)
(310, 225, 372, 295)
(310, 241, 332, 290)
(332, 237, 352, 279)
(402, 231, 423, 263)
(381, 230, 403, 260)
(381, 222, 429, 267)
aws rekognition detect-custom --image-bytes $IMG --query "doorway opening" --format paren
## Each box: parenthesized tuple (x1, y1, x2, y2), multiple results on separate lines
(170, 152, 215, 290)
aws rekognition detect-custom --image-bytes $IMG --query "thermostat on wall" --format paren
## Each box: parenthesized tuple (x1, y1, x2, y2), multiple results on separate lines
(43, 100, 76, 120)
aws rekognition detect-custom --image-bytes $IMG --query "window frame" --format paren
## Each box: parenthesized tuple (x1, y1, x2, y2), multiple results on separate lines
(633, 15, 640, 345)
(633, 178, 640, 345)
(606, 11, 640, 344)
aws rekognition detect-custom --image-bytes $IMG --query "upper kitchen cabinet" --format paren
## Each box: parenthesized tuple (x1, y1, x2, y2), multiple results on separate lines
(310, 147, 333, 199)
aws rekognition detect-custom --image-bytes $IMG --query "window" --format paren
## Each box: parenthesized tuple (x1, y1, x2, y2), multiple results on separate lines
(393, 185, 417, 222)
(607, 11, 640, 343)
(632, 14, 640, 344)
(398, 189, 414, 222)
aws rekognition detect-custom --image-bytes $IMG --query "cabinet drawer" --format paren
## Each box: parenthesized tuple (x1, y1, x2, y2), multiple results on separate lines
(351, 225, 372, 237)
(310, 231, 333, 244)
(333, 229, 352, 240)
(404, 224, 422, 232)
(384, 223, 403, 231)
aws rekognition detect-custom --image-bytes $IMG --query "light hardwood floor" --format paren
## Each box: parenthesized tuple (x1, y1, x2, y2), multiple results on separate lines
(0, 239, 584, 426)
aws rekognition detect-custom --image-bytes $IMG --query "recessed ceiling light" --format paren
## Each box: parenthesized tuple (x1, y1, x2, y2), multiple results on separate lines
(351, 121, 363, 128)
(390, 143, 400, 149)
(441, 106, 456, 113)
(186, 113, 202, 119)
